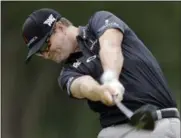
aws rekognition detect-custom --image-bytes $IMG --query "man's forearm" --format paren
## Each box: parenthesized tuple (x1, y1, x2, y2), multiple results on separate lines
(70, 75, 101, 101)
(99, 29, 124, 79)
(99, 43, 123, 78)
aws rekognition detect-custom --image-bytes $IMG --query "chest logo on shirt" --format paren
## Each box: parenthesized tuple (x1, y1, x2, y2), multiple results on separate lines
(86, 55, 97, 63)
(73, 60, 81, 68)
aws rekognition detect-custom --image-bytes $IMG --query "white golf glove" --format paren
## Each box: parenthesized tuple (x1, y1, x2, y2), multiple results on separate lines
(101, 70, 125, 102)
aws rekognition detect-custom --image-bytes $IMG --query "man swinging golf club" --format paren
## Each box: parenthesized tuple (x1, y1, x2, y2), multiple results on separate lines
(22, 8, 180, 138)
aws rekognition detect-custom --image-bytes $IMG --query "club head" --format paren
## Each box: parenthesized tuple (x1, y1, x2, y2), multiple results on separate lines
(130, 104, 158, 130)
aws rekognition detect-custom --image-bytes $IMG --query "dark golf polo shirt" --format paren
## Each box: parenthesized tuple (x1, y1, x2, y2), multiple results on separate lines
(58, 11, 177, 128)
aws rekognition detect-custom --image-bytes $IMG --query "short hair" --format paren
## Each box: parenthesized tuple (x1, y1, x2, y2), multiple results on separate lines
(58, 17, 73, 26)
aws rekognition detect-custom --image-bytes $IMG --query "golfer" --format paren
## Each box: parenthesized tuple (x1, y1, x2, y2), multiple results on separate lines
(22, 8, 180, 138)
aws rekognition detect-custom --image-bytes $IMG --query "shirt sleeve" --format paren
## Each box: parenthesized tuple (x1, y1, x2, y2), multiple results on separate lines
(58, 67, 83, 97)
(88, 11, 128, 38)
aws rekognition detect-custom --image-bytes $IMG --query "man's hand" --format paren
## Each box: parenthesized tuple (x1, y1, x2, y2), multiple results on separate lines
(99, 70, 125, 106)
(98, 79, 125, 106)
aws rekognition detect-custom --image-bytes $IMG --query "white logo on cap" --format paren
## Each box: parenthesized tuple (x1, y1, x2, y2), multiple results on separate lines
(43, 14, 56, 26)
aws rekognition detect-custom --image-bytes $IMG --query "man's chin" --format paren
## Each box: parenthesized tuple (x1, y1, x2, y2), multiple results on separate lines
(54, 60, 61, 64)
(53, 58, 66, 64)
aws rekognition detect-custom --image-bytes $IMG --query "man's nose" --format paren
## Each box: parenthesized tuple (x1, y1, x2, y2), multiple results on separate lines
(42, 51, 50, 59)
(36, 52, 50, 59)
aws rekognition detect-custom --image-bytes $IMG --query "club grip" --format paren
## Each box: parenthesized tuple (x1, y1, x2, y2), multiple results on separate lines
(112, 95, 133, 119)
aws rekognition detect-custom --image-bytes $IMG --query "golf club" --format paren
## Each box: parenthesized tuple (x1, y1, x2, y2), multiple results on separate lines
(112, 95, 133, 119)
(112, 95, 156, 130)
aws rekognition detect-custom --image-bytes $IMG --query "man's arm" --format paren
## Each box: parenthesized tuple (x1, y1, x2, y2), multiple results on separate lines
(88, 11, 126, 79)
(70, 75, 116, 105)
(70, 75, 100, 100)
(99, 28, 124, 79)
(58, 67, 115, 105)
(88, 11, 126, 101)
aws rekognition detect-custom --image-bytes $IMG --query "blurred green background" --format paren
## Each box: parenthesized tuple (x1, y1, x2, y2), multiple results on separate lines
(1, 2, 181, 138)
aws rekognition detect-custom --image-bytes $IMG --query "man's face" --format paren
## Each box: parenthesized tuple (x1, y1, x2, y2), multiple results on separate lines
(36, 22, 73, 63)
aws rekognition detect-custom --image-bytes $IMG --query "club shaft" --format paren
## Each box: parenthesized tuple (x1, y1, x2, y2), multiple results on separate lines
(113, 96, 133, 119)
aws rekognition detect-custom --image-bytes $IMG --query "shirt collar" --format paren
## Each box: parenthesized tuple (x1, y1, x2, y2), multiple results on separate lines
(65, 51, 83, 64)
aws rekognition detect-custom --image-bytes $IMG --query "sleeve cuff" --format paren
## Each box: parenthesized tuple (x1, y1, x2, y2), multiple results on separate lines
(66, 76, 78, 97)
(97, 25, 124, 38)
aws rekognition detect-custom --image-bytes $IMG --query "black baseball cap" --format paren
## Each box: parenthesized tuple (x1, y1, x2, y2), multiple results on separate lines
(22, 8, 62, 63)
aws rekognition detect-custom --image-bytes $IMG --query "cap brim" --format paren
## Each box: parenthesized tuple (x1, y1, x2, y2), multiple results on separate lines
(25, 33, 49, 64)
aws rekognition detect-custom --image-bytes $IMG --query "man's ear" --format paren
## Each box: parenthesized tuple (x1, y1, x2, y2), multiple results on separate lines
(56, 21, 66, 33)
